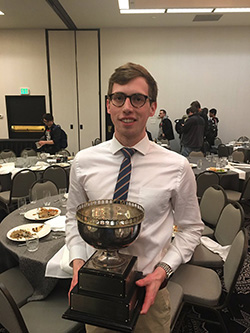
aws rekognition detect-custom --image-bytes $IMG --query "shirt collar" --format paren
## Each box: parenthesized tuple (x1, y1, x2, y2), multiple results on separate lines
(110, 134, 150, 156)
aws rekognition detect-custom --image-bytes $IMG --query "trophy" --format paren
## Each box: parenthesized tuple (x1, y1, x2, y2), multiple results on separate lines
(63, 199, 145, 332)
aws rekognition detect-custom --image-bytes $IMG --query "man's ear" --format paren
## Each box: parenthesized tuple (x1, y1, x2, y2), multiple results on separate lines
(150, 101, 157, 117)
(107, 98, 111, 114)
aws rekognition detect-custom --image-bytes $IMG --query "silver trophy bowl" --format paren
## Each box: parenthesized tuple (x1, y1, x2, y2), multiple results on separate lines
(77, 199, 144, 268)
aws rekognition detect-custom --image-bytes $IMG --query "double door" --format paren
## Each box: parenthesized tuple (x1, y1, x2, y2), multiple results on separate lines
(47, 30, 101, 155)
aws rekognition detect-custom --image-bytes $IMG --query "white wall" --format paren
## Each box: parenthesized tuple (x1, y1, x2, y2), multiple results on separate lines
(0, 30, 49, 138)
(101, 26, 250, 150)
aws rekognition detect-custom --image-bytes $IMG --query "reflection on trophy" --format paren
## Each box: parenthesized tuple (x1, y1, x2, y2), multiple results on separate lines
(63, 199, 145, 332)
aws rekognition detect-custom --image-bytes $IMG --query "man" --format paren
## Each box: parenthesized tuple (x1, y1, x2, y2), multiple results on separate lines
(158, 109, 174, 144)
(206, 108, 219, 147)
(181, 105, 205, 157)
(38, 113, 63, 154)
(65, 63, 203, 332)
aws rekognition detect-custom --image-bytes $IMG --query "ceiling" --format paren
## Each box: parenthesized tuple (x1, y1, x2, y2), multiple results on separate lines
(1, 0, 250, 30)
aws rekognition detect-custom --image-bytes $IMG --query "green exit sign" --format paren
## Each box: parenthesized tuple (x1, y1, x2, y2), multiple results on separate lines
(20, 88, 30, 95)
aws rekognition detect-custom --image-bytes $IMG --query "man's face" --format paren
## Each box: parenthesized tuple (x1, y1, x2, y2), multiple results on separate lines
(107, 77, 156, 146)
(43, 119, 53, 128)
(159, 110, 165, 119)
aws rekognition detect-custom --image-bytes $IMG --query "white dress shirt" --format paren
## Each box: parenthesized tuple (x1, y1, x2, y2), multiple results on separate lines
(65, 135, 204, 275)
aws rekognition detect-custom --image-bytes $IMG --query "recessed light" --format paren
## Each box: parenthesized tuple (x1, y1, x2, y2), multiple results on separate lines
(167, 8, 213, 14)
(0, 11, 5, 15)
(120, 9, 165, 14)
(214, 8, 250, 13)
(118, 0, 129, 10)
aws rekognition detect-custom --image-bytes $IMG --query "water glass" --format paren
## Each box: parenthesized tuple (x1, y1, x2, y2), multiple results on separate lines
(18, 197, 27, 215)
(43, 190, 51, 207)
(197, 159, 203, 170)
(26, 234, 39, 252)
(29, 189, 37, 205)
(59, 188, 67, 207)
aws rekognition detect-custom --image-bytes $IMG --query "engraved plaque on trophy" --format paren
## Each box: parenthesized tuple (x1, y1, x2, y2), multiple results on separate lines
(63, 199, 145, 332)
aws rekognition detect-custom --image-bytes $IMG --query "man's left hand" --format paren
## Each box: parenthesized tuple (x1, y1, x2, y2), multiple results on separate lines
(135, 267, 166, 314)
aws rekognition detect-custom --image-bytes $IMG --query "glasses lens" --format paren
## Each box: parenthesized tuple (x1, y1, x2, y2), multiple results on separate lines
(111, 93, 126, 107)
(131, 94, 147, 108)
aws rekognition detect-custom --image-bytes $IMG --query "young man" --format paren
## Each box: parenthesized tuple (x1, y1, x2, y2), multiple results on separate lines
(65, 63, 203, 332)
(38, 113, 63, 154)
(158, 109, 174, 144)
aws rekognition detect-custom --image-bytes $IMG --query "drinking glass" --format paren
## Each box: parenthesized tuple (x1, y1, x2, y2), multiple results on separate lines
(43, 190, 51, 207)
(18, 197, 27, 215)
(59, 188, 67, 207)
(29, 189, 37, 205)
(197, 159, 203, 170)
(26, 234, 39, 252)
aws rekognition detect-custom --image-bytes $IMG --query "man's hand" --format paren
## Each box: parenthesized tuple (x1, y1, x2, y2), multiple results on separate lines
(135, 267, 166, 314)
(68, 259, 84, 301)
(38, 140, 47, 147)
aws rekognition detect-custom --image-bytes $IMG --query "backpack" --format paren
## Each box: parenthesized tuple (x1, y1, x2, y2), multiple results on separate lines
(54, 125, 68, 149)
(174, 118, 185, 135)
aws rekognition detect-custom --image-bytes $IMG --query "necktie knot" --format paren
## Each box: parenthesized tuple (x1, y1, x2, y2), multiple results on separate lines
(121, 147, 135, 159)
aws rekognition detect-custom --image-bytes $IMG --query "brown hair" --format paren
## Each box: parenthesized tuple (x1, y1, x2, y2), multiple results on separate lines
(107, 62, 158, 102)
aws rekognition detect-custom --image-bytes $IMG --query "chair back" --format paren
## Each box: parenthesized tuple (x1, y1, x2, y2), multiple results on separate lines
(0, 283, 28, 333)
(214, 202, 244, 246)
(232, 150, 245, 163)
(218, 144, 229, 158)
(189, 151, 204, 157)
(58, 149, 71, 156)
(240, 177, 250, 201)
(196, 171, 220, 199)
(92, 138, 102, 146)
(214, 137, 222, 148)
(10, 169, 37, 199)
(0, 149, 16, 160)
(43, 165, 68, 190)
(224, 229, 248, 297)
(200, 185, 227, 226)
(21, 148, 37, 157)
(237, 136, 249, 142)
(30, 179, 58, 200)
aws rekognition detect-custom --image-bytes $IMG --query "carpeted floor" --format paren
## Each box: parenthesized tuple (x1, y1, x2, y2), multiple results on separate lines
(173, 223, 250, 333)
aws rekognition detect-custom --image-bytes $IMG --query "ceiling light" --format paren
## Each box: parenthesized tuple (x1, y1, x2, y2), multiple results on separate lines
(167, 8, 213, 14)
(0, 11, 4, 15)
(214, 8, 250, 13)
(120, 9, 165, 14)
(118, 0, 129, 10)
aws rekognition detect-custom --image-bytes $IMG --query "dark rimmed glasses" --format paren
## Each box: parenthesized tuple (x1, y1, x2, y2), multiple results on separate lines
(108, 92, 152, 108)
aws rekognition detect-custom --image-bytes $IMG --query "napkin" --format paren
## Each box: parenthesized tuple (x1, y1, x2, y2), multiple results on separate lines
(45, 215, 66, 231)
(45, 244, 73, 278)
(200, 236, 231, 261)
(0, 162, 16, 175)
(227, 164, 246, 180)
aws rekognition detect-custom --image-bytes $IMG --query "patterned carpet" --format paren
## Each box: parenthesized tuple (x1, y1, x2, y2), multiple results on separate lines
(173, 223, 250, 333)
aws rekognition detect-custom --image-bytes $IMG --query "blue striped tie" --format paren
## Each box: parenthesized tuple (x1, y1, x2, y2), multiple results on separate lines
(113, 148, 136, 202)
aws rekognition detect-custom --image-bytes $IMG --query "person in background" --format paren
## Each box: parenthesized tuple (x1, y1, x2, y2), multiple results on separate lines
(206, 108, 219, 147)
(38, 113, 63, 154)
(65, 62, 203, 333)
(157, 109, 174, 145)
(191, 100, 208, 136)
(181, 105, 205, 157)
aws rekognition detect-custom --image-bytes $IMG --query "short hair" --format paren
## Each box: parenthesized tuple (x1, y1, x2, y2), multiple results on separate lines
(186, 105, 198, 115)
(160, 109, 167, 115)
(190, 100, 201, 110)
(107, 62, 158, 102)
(42, 113, 54, 122)
(209, 108, 217, 116)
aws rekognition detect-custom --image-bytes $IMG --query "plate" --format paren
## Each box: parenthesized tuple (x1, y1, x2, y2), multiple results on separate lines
(189, 163, 197, 168)
(24, 207, 61, 221)
(206, 167, 228, 173)
(7, 223, 51, 242)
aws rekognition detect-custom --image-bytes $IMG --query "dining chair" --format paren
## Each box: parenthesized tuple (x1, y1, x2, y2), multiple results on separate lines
(190, 201, 244, 268)
(170, 229, 248, 332)
(20, 148, 37, 157)
(237, 136, 249, 142)
(42, 165, 68, 190)
(218, 144, 229, 158)
(58, 149, 71, 156)
(0, 169, 37, 213)
(30, 178, 58, 200)
(231, 150, 245, 163)
(168, 281, 184, 332)
(188, 151, 204, 157)
(224, 176, 250, 202)
(196, 170, 220, 200)
(0, 149, 16, 160)
(92, 138, 102, 146)
(0, 282, 83, 333)
(200, 185, 227, 237)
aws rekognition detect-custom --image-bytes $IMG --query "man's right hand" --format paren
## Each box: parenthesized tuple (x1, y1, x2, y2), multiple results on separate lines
(68, 259, 84, 301)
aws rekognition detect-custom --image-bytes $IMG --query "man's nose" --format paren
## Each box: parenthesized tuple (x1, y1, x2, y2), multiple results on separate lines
(123, 96, 133, 109)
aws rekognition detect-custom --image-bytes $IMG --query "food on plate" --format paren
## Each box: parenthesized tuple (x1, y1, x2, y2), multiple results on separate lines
(207, 167, 225, 173)
(32, 225, 44, 232)
(9, 229, 33, 240)
(37, 207, 58, 219)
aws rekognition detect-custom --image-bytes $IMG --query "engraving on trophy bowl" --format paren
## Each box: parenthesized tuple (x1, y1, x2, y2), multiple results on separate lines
(76, 199, 144, 268)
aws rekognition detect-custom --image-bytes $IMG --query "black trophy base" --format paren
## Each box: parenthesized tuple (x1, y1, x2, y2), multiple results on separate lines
(63, 272, 145, 333)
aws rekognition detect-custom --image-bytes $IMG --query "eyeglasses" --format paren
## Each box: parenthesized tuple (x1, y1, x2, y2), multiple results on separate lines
(108, 92, 152, 108)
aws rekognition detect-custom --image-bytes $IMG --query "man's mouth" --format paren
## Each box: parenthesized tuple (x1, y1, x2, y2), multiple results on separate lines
(121, 119, 135, 123)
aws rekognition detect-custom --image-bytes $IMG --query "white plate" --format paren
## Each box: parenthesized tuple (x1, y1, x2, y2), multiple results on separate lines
(190, 163, 197, 168)
(7, 223, 51, 242)
(206, 167, 228, 174)
(24, 207, 61, 221)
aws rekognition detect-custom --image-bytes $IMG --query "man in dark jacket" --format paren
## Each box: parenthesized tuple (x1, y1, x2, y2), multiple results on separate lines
(38, 113, 62, 154)
(181, 106, 205, 157)
(158, 109, 174, 144)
